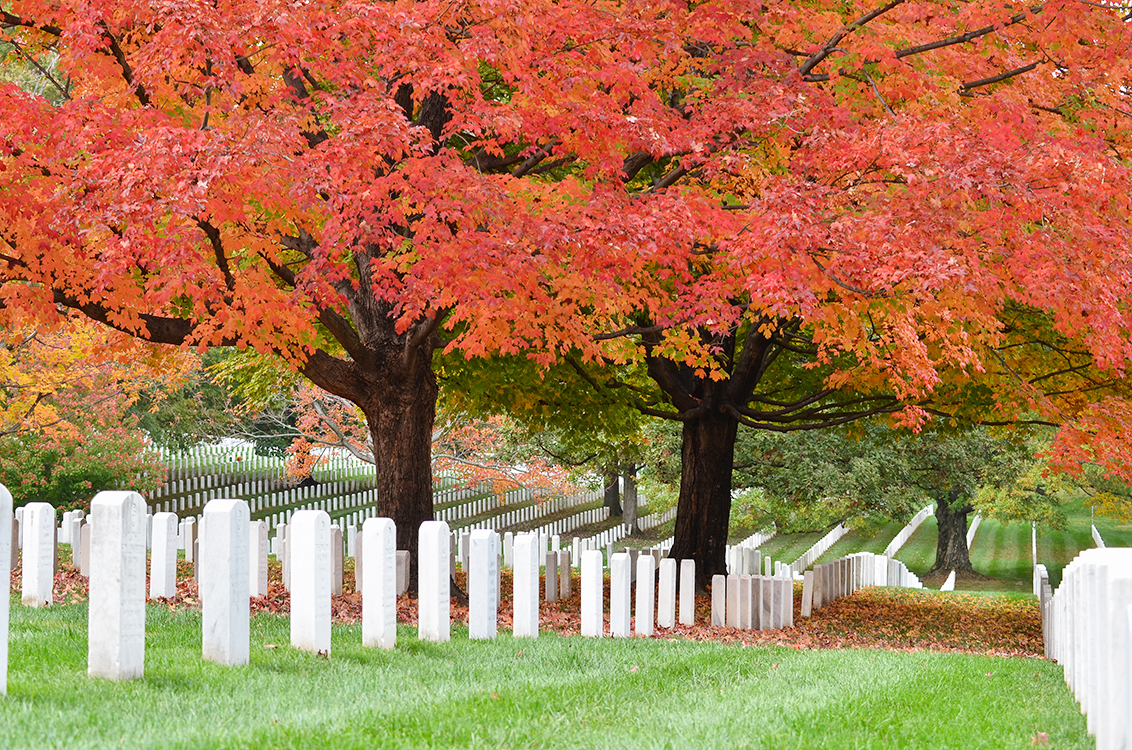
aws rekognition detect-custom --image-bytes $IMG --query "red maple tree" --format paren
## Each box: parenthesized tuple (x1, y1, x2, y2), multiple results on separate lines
(2, 0, 1131, 584)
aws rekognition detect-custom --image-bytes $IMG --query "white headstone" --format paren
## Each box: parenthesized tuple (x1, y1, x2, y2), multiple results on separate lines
(201, 499, 250, 665)
(0, 485, 10, 694)
(149, 512, 178, 599)
(726, 575, 740, 628)
(88, 491, 146, 680)
(396, 550, 410, 595)
(502, 531, 514, 569)
(249, 521, 269, 598)
(418, 520, 451, 642)
(79, 522, 91, 577)
(353, 529, 363, 592)
(69, 515, 83, 564)
(513, 533, 539, 638)
(738, 575, 753, 629)
(331, 527, 344, 597)
(635, 553, 655, 637)
(362, 518, 396, 649)
(289, 510, 331, 654)
(657, 558, 677, 628)
(679, 559, 695, 626)
(559, 550, 571, 598)
(468, 529, 498, 640)
(545, 551, 558, 602)
(801, 570, 814, 617)
(183, 517, 196, 563)
(711, 574, 725, 627)
(760, 575, 776, 630)
(580, 549, 603, 637)
(21, 502, 54, 607)
(609, 552, 631, 638)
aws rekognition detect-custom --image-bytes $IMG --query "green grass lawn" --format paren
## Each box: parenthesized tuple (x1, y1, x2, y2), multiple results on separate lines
(817, 520, 907, 562)
(751, 502, 1131, 594)
(752, 530, 825, 567)
(0, 600, 1088, 749)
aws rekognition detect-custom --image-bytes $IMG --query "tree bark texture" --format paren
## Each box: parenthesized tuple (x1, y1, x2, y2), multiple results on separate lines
(622, 465, 639, 534)
(603, 471, 623, 517)
(931, 492, 975, 574)
(668, 410, 738, 588)
(356, 367, 438, 592)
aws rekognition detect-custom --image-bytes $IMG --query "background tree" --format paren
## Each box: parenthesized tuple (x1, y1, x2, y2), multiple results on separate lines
(0, 317, 175, 506)
(0, 0, 748, 570)
(557, 2, 1132, 584)
(654, 420, 1058, 575)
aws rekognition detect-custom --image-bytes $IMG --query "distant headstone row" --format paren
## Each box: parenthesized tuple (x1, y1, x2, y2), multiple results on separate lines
(882, 504, 935, 558)
(788, 523, 849, 577)
(798, 551, 922, 618)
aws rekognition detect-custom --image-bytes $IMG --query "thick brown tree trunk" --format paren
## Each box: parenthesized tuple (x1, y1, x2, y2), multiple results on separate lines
(603, 471, 622, 517)
(931, 492, 975, 575)
(356, 361, 438, 593)
(622, 464, 639, 534)
(669, 409, 738, 588)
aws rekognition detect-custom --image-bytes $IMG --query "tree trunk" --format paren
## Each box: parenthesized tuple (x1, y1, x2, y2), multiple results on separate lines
(603, 471, 622, 517)
(622, 464, 639, 534)
(669, 409, 738, 588)
(358, 364, 438, 593)
(931, 492, 975, 575)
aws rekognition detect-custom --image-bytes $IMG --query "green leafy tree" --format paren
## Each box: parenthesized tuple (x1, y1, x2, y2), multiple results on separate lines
(0, 427, 161, 510)
(648, 419, 1056, 574)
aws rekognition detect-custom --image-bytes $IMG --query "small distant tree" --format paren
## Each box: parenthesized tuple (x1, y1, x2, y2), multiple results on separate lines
(0, 318, 171, 506)
(0, 428, 161, 510)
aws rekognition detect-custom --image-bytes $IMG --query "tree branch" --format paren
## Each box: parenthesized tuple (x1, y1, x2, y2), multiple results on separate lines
(960, 62, 1041, 94)
(799, 0, 907, 78)
(894, 7, 1041, 60)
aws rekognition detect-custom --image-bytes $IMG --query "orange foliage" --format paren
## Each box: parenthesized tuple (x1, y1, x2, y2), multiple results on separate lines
(1, 0, 1132, 548)
(0, 315, 194, 438)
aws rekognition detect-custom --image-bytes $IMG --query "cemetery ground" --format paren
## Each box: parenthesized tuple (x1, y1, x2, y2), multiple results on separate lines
(746, 498, 1132, 592)
(2, 557, 1091, 749)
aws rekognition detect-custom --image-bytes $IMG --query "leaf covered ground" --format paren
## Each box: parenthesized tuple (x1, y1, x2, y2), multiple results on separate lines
(21, 556, 1043, 658)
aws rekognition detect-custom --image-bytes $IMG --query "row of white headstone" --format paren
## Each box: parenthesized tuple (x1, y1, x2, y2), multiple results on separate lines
(1, 490, 405, 690)
(580, 552, 696, 636)
(710, 571, 794, 630)
(797, 551, 922, 618)
(788, 524, 849, 577)
(1042, 548, 1132, 750)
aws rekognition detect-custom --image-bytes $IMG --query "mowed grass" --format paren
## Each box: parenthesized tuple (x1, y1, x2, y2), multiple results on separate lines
(752, 530, 824, 566)
(1, 600, 1089, 750)
(817, 520, 907, 562)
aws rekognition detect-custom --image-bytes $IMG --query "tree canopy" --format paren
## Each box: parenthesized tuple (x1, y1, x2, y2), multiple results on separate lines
(1, 0, 1131, 581)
